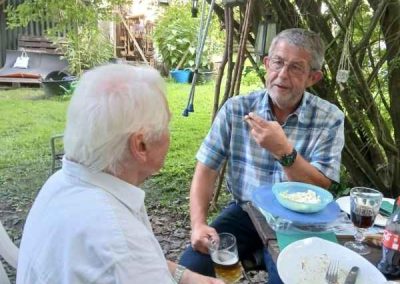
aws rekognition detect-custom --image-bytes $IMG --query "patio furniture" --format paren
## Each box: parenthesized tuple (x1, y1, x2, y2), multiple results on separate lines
(0, 50, 68, 86)
(0, 220, 18, 284)
(242, 202, 385, 266)
(0, 36, 68, 87)
(50, 134, 64, 173)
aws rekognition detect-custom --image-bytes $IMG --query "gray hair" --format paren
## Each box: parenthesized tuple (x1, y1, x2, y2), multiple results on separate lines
(64, 64, 170, 175)
(268, 28, 325, 70)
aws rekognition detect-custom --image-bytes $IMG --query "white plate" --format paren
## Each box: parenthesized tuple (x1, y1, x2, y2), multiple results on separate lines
(277, 237, 386, 284)
(336, 196, 394, 227)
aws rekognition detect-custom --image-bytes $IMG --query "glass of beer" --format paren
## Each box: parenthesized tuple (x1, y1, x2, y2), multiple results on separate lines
(209, 232, 243, 283)
(344, 187, 383, 255)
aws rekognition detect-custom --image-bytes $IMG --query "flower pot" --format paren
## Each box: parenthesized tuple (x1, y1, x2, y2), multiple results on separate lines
(170, 69, 191, 83)
(197, 70, 214, 84)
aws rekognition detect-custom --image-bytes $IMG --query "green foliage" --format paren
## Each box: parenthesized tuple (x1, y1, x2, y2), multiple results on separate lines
(242, 64, 266, 87)
(5, 0, 127, 75)
(153, 2, 197, 69)
(153, 1, 223, 70)
(59, 28, 114, 75)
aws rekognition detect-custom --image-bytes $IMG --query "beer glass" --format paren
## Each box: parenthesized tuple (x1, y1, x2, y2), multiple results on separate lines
(209, 232, 243, 283)
(344, 187, 383, 255)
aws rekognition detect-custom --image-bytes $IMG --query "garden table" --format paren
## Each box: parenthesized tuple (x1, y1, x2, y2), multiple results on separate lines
(242, 202, 384, 266)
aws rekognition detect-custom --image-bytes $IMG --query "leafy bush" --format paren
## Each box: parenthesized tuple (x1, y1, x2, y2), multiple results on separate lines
(153, 1, 223, 70)
(58, 28, 114, 75)
(241, 64, 266, 87)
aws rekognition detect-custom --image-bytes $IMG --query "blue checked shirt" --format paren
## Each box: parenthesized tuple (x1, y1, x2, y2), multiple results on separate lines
(196, 89, 345, 202)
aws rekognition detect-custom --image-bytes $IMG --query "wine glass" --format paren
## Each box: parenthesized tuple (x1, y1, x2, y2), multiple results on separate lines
(344, 187, 383, 255)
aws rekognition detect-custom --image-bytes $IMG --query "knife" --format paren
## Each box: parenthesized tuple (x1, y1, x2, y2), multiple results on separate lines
(344, 266, 359, 284)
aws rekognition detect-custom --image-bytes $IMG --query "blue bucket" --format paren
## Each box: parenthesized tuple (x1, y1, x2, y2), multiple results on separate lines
(170, 69, 191, 83)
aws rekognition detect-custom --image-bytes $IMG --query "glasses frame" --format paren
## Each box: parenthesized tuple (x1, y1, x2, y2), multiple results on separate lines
(267, 56, 314, 77)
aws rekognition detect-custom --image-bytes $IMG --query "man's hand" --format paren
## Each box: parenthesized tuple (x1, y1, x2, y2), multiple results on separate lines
(244, 112, 292, 158)
(191, 223, 218, 254)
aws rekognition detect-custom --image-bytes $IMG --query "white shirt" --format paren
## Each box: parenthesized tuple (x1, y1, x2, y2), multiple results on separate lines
(17, 158, 174, 284)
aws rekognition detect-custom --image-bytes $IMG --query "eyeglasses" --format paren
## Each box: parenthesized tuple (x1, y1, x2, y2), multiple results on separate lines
(268, 57, 310, 76)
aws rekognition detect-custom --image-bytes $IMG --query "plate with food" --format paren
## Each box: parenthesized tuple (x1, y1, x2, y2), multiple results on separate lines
(252, 184, 340, 224)
(277, 237, 386, 284)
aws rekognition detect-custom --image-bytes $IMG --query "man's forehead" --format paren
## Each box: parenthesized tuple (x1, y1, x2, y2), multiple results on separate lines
(270, 41, 312, 63)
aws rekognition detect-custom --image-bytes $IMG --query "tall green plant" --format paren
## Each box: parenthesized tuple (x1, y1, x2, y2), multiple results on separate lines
(59, 28, 114, 75)
(5, 0, 128, 75)
(153, 1, 223, 70)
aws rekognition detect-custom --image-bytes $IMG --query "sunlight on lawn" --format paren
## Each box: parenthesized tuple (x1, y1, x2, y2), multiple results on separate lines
(0, 79, 261, 235)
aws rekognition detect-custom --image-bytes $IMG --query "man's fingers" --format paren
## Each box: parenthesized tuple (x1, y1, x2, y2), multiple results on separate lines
(245, 115, 263, 133)
(248, 112, 267, 125)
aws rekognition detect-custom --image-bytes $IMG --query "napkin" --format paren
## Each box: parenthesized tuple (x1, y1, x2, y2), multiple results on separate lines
(276, 231, 338, 251)
(380, 200, 394, 217)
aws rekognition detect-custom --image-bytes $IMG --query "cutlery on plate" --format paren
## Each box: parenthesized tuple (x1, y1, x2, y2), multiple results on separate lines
(344, 266, 359, 284)
(325, 260, 339, 284)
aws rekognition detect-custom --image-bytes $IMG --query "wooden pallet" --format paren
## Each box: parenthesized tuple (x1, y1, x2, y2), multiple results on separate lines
(18, 35, 64, 55)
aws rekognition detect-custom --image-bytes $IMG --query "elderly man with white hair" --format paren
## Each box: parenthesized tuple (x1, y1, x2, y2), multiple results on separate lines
(16, 64, 223, 284)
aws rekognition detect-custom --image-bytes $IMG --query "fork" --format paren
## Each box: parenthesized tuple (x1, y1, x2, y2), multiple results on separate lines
(325, 259, 339, 284)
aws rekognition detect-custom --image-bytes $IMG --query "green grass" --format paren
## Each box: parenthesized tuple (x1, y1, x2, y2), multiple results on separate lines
(0, 79, 259, 234)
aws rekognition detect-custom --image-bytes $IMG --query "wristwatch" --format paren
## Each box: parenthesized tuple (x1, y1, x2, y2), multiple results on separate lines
(277, 148, 297, 167)
(173, 264, 186, 284)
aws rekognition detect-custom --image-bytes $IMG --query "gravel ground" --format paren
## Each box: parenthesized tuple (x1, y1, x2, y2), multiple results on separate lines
(148, 203, 268, 283)
(0, 197, 267, 283)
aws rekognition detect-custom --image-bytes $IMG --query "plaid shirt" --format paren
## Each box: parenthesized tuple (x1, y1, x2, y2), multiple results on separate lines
(196, 89, 345, 202)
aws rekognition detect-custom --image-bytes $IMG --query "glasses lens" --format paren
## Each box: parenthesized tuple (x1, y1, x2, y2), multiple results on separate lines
(268, 57, 307, 76)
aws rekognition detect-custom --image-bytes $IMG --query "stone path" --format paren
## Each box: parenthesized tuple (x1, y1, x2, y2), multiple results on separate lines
(148, 203, 267, 283)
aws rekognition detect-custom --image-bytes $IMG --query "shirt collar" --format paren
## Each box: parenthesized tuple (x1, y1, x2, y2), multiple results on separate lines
(264, 89, 310, 123)
(61, 157, 145, 213)
(254, 90, 274, 120)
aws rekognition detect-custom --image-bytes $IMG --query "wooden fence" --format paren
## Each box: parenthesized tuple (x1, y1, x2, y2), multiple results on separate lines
(0, 0, 55, 67)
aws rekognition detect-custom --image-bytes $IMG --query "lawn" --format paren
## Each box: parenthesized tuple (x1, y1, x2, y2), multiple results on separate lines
(0, 80, 259, 239)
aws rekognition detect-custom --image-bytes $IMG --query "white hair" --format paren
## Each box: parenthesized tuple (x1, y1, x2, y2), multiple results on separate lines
(63, 63, 170, 174)
(269, 28, 325, 70)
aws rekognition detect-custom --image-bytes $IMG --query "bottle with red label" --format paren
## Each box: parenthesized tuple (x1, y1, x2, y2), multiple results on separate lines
(378, 197, 400, 278)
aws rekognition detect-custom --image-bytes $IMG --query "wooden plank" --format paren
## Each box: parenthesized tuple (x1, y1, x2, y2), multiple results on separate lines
(17, 35, 64, 55)
(18, 40, 57, 49)
(117, 11, 149, 65)
(19, 48, 60, 54)
(19, 35, 52, 43)
(0, 77, 41, 84)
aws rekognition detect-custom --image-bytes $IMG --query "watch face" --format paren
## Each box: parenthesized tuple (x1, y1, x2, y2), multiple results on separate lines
(280, 149, 297, 167)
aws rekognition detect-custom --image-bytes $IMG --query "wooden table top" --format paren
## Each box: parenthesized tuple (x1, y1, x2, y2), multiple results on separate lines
(242, 202, 383, 265)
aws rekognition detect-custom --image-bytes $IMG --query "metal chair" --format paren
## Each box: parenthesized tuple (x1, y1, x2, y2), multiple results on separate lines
(0, 220, 18, 284)
(50, 134, 64, 173)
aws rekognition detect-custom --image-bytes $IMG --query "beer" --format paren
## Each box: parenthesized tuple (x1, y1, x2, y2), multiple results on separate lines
(211, 250, 242, 283)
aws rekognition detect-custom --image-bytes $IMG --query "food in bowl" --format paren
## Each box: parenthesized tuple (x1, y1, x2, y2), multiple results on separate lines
(272, 182, 333, 213)
(280, 190, 321, 204)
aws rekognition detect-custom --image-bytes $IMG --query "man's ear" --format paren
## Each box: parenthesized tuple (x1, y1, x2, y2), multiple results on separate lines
(306, 70, 323, 87)
(129, 133, 147, 163)
(263, 56, 269, 70)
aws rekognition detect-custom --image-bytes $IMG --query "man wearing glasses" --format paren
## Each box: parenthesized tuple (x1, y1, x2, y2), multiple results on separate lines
(179, 28, 345, 283)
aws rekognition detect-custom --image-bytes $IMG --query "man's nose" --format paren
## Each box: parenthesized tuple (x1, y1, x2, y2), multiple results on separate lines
(277, 64, 290, 77)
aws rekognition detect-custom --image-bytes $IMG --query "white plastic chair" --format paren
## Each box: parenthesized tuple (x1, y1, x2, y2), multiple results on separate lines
(0, 220, 18, 284)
